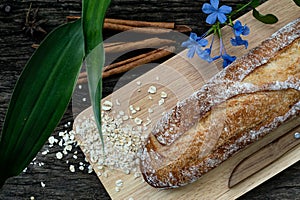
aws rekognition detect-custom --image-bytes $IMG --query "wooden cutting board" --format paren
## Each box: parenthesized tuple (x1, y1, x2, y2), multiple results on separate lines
(74, 0, 300, 199)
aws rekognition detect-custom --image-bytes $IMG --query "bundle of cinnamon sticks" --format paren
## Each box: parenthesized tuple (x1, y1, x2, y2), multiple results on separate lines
(66, 16, 191, 34)
(66, 17, 191, 82)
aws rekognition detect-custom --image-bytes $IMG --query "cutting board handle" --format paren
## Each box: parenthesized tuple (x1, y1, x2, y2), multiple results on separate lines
(229, 127, 300, 188)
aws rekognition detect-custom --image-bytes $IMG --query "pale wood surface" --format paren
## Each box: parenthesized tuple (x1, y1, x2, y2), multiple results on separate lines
(1, 0, 300, 199)
(74, 0, 300, 199)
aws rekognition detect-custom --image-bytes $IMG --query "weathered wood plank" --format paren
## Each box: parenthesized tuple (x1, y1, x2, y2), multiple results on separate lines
(0, 0, 299, 199)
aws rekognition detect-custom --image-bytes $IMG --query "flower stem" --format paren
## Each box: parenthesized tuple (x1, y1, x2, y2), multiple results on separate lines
(229, 0, 254, 17)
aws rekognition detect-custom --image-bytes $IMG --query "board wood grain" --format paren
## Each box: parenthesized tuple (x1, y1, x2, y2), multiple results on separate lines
(73, 0, 300, 199)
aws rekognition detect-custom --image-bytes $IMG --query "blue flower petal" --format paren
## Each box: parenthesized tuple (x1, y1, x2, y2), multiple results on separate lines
(206, 12, 218, 24)
(198, 38, 208, 47)
(231, 36, 248, 48)
(242, 25, 250, 36)
(210, 0, 219, 10)
(181, 40, 192, 48)
(197, 48, 213, 62)
(233, 20, 242, 29)
(233, 20, 250, 36)
(222, 53, 236, 68)
(190, 32, 200, 40)
(217, 13, 227, 24)
(202, 3, 215, 14)
(187, 46, 196, 58)
(219, 5, 232, 14)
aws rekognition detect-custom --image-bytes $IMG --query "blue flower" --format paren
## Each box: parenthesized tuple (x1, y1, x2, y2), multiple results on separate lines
(202, 0, 232, 24)
(182, 32, 208, 58)
(200, 48, 221, 63)
(231, 36, 248, 48)
(232, 20, 250, 36)
(222, 53, 236, 68)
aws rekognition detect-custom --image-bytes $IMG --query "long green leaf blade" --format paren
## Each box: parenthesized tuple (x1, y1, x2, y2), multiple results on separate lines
(82, 0, 111, 146)
(0, 20, 84, 186)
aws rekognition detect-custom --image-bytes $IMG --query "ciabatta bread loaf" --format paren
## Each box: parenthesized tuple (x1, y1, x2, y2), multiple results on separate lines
(140, 18, 300, 188)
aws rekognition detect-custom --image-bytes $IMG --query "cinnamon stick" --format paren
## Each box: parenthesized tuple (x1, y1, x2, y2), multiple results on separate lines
(77, 46, 175, 83)
(103, 46, 175, 78)
(67, 16, 175, 29)
(105, 18, 175, 29)
(105, 38, 175, 54)
(103, 47, 166, 71)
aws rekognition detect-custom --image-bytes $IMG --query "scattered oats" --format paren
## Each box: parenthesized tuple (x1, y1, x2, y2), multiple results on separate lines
(116, 98, 121, 106)
(88, 165, 93, 173)
(137, 88, 141, 92)
(85, 157, 89, 162)
(131, 109, 137, 114)
(144, 118, 152, 126)
(148, 108, 154, 113)
(103, 171, 108, 177)
(79, 166, 84, 171)
(65, 145, 72, 151)
(90, 154, 98, 163)
(148, 86, 157, 94)
(119, 110, 125, 115)
(156, 76, 160, 81)
(30, 196, 35, 200)
(78, 85, 82, 89)
(66, 160, 69, 164)
(63, 134, 69, 142)
(58, 140, 63, 147)
(41, 150, 49, 155)
(40, 182, 45, 188)
(97, 165, 103, 170)
(23, 167, 27, 173)
(59, 132, 65, 137)
(73, 155, 78, 159)
(124, 169, 130, 174)
(97, 171, 102, 176)
(48, 136, 55, 144)
(102, 100, 113, 111)
(134, 118, 143, 125)
(62, 149, 68, 155)
(115, 186, 120, 192)
(134, 172, 141, 179)
(136, 81, 142, 86)
(148, 95, 153, 100)
(135, 106, 141, 111)
(128, 197, 134, 200)
(69, 165, 75, 173)
(74, 151, 78, 154)
(79, 162, 84, 166)
(115, 179, 123, 187)
(122, 115, 129, 121)
(158, 99, 165, 106)
(161, 91, 168, 98)
(82, 97, 87, 102)
(129, 105, 134, 110)
(162, 111, 165, 116)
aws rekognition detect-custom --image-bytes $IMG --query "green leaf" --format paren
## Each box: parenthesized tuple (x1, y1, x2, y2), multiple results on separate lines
(293, 0, 300, 6)
(252, 8, 278, 24)
(250, 0, 260, 8)
(0, 20, 84, 186)
(82, 0, 111, 147)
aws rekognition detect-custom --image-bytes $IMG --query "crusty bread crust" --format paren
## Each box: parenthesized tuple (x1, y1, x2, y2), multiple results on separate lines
(140, 18, 300, 188)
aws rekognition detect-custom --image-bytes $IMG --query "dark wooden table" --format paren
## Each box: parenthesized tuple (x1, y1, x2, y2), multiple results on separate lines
(0, 0, 299, 199)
